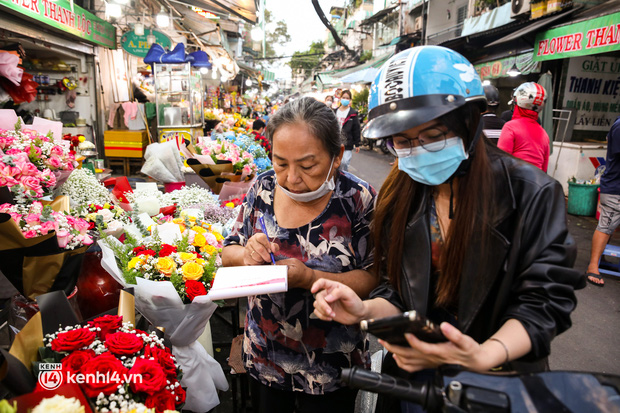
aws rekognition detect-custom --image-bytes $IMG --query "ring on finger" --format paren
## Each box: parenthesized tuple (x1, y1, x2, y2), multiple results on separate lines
(250, 249, 257, 258)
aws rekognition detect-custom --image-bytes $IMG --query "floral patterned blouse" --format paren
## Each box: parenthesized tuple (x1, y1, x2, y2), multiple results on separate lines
(224, 169, 376, 394)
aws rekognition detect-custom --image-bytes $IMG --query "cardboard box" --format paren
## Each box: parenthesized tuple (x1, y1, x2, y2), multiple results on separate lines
(104, 130, 148, 158)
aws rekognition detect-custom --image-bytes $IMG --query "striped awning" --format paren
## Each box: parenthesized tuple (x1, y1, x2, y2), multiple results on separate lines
(261, 69, 275, 82)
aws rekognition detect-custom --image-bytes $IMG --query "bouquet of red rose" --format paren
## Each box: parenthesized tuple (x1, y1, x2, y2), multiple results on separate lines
(35, 314, 185, 413)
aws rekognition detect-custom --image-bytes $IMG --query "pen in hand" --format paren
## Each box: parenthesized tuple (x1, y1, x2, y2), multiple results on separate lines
(258, 216, 277, 265)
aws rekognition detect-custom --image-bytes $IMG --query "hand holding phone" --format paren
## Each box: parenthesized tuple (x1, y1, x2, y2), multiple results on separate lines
(360, 311, 447, 346)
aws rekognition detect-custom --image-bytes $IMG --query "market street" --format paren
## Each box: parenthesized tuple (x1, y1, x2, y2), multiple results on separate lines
(349, 147, 620, 375)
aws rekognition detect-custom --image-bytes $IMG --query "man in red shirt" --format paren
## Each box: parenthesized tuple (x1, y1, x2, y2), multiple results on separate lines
(498, 82, 550, 172)
(250, 119, 271, 159)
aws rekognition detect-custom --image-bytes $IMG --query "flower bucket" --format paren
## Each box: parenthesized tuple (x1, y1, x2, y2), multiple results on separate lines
(164, 181, 186, 193)
(567, 182, 599, 216)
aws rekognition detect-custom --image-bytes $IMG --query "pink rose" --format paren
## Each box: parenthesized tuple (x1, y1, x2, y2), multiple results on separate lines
(23, 230, 38, 238)
(205, 232, 218, 247)
(74, 218, 89, 235)
(24, 214, 40, 225)
(31, 146, 42, 157)
(40, 221, 57, 235)
(56, 230, 70, 248)
(20, 176, 42, 194)
(50, 145, 64, 156)
(5, 148, 20, 155)
(47, 156, 62, 170)
(82, 234, 94, 246)
(41, 169, 56, 187)
(21, 163, 39, 177)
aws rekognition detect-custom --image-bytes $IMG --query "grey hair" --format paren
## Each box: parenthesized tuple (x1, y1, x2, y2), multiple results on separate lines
(265, 97, 342, 158)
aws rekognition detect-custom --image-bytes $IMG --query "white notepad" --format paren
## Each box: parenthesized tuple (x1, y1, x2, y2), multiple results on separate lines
(207, 265, 288, 300)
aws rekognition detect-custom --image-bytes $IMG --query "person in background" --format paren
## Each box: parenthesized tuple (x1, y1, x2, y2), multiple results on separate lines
(311, 46, 583, 413)
(324, 95, 334, 107)
(498, 82, 550, 172)
(335, 89, 361, 172)
(250, 119, 272, 159)
(501, 98, 514, 122)
(585, 114, 620, 286)
(222, 97, 377, 413)
(332, 88, 342, 109)
(480, 84, 505, 145)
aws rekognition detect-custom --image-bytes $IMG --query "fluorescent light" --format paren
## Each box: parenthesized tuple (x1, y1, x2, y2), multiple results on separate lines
(157, 9, 169, 28)
(211, 70, 218, 79)
(245, 78, 252, 87)
(147, 31, 156, 45)
(507, 63, 521, 77)
(134, 22, 144, 36)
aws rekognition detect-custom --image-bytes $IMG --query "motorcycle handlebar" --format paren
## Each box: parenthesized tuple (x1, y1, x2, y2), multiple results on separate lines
(341, 367, 443, 412)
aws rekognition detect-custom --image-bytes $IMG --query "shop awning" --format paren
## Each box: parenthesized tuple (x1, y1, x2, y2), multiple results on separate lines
(339, 68, 378, 84)
(533, 9, 620, 61)
(461, 3, 513, 37)
(337, 52, 394, 83)
(237, 61, 259, 75)
(170, 0, 257, 23)
(361, 6, 398, 26)
(261, 69, 275, 82)
(486, 6, 579, 48)
(474, 51, 542, 80)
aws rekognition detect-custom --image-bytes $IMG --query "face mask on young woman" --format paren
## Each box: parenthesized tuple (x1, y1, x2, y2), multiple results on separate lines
(340, 99, 350, 107)
(276, 158, 336, 202)
(396, 137, 468, 186)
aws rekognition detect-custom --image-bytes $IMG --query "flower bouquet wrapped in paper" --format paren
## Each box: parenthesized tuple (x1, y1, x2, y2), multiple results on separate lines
(98, 215, 228, 412)
(189, 137, 256, 194)
(1, 290, 184, 413)
(0, 200, 94, 299)
(60, 169, 112, 208)
(140, 140, 184, 185)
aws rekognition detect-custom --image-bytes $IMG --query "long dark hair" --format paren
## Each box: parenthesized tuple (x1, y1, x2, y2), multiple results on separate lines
(372, 103, 495, 309)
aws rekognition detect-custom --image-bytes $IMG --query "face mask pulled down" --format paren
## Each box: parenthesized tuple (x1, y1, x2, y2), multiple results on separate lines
(276, 158, 336, 202)
(396, 137, 468, 186)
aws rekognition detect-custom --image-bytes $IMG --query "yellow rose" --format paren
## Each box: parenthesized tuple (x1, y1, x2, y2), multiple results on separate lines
(173, 218, 184, 225)
(213, 231, 224, 242)
(179, 252, 198, 262)
(195, 258, 206, 266)
(182, 261, 204, 281)
(201, 245, 216, 256)
(193, 233, 206, 247)
(86, 213, 98, 222)
(156, 257, 175, 276)
(225, 202, 235, 208)
(192, 226, 206, 234)
(127, 257, 143, 269)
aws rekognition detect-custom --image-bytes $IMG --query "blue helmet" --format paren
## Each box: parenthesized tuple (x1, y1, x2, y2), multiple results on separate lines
(363, 46, 485, 139)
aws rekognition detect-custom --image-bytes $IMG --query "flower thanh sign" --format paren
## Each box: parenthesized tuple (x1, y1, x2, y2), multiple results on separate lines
(0, 0, 115, 49)
(533, 12, 620, 62)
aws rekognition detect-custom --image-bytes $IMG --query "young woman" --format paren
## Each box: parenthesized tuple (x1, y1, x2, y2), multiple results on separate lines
(311, 46, 584, 412)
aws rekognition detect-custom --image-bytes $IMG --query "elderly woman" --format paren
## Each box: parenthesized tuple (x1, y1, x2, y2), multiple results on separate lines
(222, 97, 377, 413)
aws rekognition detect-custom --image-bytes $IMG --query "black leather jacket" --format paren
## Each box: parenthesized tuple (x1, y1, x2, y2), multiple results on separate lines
(336, 107, 361, 150)
(369, 149, 585, 369)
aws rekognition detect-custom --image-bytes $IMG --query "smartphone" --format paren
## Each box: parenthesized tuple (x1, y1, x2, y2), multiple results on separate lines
(359, 311, 447, 346)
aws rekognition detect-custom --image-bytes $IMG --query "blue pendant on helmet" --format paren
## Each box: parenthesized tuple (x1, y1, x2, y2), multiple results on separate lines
(364, 46, 485, 139)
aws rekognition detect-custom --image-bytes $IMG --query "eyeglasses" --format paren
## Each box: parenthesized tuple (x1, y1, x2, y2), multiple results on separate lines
(386, 127, 449, 157)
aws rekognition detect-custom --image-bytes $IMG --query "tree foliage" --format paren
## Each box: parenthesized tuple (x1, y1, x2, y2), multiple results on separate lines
(263, 10, 291, 58)
(289, 41, 325, 74)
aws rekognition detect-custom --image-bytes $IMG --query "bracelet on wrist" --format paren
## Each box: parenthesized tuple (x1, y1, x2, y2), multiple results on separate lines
(488, 337, 510, 366)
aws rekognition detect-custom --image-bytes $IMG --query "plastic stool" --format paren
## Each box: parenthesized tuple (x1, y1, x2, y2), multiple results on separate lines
(598, 244, 620, 277)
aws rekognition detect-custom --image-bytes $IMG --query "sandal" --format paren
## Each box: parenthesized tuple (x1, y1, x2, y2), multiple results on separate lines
(586, 272, 605, 287)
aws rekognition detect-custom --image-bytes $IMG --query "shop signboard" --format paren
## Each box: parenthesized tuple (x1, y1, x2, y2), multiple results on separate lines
(0, 0, 115, 48)
(121, 29, 171, 58)
(474, 52, 541, 80)
(562, 55, 620, 132)
(533, 12, 620, 61)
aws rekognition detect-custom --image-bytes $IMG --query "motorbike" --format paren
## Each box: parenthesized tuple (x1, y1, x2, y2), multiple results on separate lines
(342, 366, 620, 412)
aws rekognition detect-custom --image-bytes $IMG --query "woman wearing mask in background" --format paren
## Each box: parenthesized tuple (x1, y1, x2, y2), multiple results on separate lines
(335, 89, 361, 172)
(311, 46, 584, 412)
(324, 95, 334, 108)
(222, 97, 377, 413)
